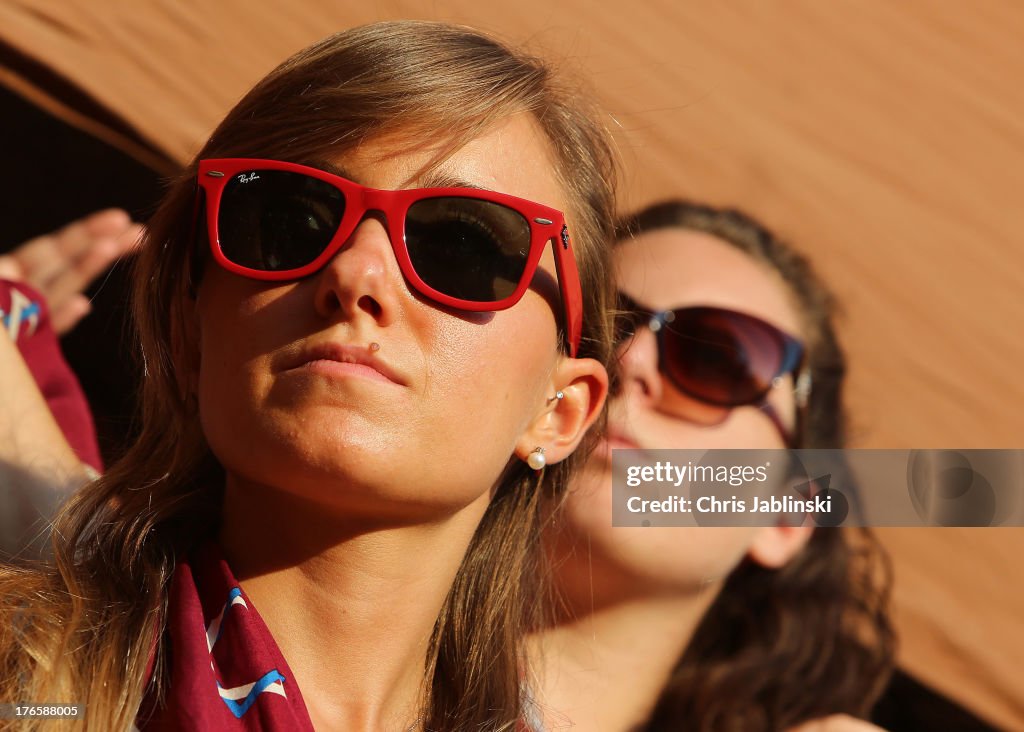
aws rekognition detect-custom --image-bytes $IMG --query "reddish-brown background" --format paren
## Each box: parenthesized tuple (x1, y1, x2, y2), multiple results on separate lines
(1, 2, 1021, 727)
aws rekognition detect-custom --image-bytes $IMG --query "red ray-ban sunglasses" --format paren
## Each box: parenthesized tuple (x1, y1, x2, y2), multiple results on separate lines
(196, 158, 584, 355)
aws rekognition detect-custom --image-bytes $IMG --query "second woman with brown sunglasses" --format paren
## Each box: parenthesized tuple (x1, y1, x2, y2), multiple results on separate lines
(527, 201, 894, 732)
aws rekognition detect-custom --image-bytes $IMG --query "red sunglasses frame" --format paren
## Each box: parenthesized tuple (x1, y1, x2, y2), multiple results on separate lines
(197, 158, 584, 356)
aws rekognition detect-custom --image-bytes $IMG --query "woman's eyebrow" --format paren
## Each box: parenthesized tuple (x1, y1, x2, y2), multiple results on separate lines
(308, 159, 357, 181)
(417, 170, 492, 191)
(307, 159, 490, 192)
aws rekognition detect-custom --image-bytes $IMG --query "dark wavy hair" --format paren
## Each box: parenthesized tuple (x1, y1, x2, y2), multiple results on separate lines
(616, 201, 895, 732)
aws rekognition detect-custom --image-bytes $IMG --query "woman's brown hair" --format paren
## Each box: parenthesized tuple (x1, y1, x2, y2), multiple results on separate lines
(0, 22, 618, 731)
(617, 201, 895, 731)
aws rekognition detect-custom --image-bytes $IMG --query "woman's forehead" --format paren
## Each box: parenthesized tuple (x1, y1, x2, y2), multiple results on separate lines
(328, 114, 567, 211)
(615, 228, 804, 337)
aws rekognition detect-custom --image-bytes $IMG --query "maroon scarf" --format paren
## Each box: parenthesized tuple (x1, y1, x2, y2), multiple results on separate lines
(1, 279, 102, 471)
(138, 543, 314, 731)
(138, 543, 545, 731)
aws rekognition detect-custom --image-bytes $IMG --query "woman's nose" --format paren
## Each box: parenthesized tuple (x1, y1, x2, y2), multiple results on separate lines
(312, 216, 401, 325)
(616, 327, 664, 404)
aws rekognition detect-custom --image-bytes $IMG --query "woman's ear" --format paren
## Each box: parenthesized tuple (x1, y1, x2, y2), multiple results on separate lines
(514, 356, 609, 467)
(746, 522, 814, 569)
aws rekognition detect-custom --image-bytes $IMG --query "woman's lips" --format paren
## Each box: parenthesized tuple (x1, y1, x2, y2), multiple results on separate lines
(605, 424, 642, 451)
(286, 343, 406, 385)
(594, 426, 644, 466)
(605, 435, 641, 450)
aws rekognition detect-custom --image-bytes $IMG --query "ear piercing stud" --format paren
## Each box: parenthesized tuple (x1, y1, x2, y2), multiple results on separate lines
(527, 447, 547, 470)
(547, 390, 564, 404)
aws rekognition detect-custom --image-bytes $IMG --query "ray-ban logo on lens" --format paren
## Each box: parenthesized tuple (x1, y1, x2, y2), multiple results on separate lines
(237, 173, 260, 184)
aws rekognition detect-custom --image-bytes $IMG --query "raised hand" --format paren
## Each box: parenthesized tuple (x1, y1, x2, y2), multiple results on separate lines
(0, 209, 143, 334)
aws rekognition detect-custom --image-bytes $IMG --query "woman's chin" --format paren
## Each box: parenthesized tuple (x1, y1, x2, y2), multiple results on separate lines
(223, 454, 494, 526)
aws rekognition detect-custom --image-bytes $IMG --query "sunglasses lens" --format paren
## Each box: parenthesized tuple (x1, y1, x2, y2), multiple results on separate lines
(218, 170, 345, 271)
(405, 197, 532, 303)
(661, 308, 786, 406)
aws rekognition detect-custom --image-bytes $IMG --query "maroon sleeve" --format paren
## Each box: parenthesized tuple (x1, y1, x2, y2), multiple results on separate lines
(1, 279, 103, 472)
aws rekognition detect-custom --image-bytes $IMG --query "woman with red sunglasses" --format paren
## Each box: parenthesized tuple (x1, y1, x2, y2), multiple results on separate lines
(0, 22, 617, 731)
(528, 201, 894, 731)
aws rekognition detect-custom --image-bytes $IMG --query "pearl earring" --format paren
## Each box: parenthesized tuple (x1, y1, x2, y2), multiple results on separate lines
(527, 447, 547, 470)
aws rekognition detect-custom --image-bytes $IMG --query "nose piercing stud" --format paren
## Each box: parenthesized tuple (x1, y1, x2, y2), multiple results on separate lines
(369, 342, 381, 352)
